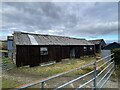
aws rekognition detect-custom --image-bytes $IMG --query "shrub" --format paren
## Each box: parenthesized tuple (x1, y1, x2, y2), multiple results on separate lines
(0, 41, 7, 50)
(113, 48, 120, 65)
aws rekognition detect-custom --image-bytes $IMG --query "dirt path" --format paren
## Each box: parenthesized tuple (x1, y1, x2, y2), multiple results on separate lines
(102, 73, 119, 89)
(2, 71, 44, 86)
(3, 70, 119, 89)
(104, 79, 118, 88)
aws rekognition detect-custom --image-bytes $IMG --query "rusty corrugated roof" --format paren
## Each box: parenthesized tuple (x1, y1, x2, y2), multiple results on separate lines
(13, 32, 94, 45)
(89, 39, 104, 45)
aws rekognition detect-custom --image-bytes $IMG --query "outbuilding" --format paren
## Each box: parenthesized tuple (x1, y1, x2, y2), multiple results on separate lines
(103, 42, 120, 50)
(101, 42, 120, 59)
(13, 32, 95, 67)
(89, 39, 106, 53)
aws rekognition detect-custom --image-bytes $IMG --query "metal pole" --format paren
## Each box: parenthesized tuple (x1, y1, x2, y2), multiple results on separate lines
(41, 82, 44, 90)
(93, 61, 97, 90)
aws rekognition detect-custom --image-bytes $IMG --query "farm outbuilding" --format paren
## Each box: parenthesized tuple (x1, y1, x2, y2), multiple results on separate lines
(89, 39, 106, 53)
(103, 42, 120, 51)
(13, 32, 95, 67)
(101, 42, 120, 59)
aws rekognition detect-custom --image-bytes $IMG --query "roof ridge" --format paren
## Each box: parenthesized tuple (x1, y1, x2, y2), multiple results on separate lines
(89, 39, 103, 41)
(14, 31, 86, 41)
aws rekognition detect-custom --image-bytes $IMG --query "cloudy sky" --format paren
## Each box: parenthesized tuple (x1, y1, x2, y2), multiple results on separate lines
(1, 2, 118, 43)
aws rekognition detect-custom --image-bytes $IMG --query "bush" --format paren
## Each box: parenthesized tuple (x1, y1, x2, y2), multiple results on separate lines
(0, 41, 7, 50)
(113, 48, 120, 65)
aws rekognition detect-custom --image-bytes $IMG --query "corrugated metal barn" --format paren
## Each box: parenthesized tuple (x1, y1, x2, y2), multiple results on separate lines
(103, 42, 120, 50)
(13, 32, 95, 67)
(89, 39, 106, 53)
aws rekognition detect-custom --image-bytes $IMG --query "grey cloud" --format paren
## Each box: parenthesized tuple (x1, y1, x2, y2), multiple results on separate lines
(3, 2, 62, 27)
(1, 2, 118, 40)
(83, 2, 118, 21)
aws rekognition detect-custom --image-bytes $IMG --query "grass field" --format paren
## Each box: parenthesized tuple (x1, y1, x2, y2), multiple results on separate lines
(2, 56, 96, 88)
(2, 55, 117, 89)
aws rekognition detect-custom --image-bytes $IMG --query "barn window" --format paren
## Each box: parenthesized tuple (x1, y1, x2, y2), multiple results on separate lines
(40, 47, 48, 55)
(84, 46, 87, 51)
(90, 47, 93, 50)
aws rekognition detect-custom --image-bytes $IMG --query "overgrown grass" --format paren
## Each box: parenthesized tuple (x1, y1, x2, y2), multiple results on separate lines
(0, 50, 8, 52)
(111, 65, 120, 80)
(2, 78, 22, 88)
(2, 56, 96, 88)
(2, 55, 113, 88)
(2, 57, 13, 64)
(1, 57, 16, 70)
(11, 56, 96, 77)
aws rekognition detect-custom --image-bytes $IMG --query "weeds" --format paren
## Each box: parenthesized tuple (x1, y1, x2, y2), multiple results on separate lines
(2, 56, 112, 88)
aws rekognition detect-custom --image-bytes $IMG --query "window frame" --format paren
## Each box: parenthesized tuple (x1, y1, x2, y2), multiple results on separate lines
(40, 47, 48, 55)
(90, 46, 93, 51)
(83, 46, 87, 51)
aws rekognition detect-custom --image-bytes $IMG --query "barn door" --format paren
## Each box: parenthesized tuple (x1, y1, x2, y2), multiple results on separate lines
(55, 46, 62, 62)
(70, 47, 75, 58)
(29, 46, 40, 66)
(16, 45, 29, 67)
(75, 47, 80, 58)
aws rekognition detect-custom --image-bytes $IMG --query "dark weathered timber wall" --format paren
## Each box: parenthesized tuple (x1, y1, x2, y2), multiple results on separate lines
(84, 45, 95, 55)
(75, 46, 81, 58)
(16, 45, 62, 67)
(16, 45, 95, 67)
(48, 45, 61, 62)
(95, 44, 100, 53)
(61, 46, 70, 59)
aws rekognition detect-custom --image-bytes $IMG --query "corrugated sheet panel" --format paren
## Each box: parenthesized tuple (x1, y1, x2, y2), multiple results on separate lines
(28, 35, 38, 45)
(14, 32, 94, 45)
(89, 39, 103, 44)
(21, 34, 31, 45)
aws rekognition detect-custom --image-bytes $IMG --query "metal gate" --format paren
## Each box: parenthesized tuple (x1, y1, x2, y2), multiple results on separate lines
(101, 50, 111, 61)
(16, 54, 115, 90)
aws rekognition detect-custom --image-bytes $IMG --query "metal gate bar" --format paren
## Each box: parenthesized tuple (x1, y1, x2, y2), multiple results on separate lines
(76, 78, 94, 89)
(55, 70, 94, 89)
(100, 69, 114, 89)
(16, 58, 95, 90)
(97, 57, 114, 70)
(16, 54, 115, 90)
(97, 61, 114, 77)
(97, 65, 114, 86)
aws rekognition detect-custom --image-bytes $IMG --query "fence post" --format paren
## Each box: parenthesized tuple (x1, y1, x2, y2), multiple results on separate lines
(93, 61, 97, 90)
(41, 82, 44, 90)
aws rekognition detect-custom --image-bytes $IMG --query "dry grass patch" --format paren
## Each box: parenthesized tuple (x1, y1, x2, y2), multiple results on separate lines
(2, 56, 100, 88)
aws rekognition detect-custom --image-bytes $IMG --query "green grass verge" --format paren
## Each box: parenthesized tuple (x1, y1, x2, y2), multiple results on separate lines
(2, 58, 12, 64)
(2, 78, 22, 88)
